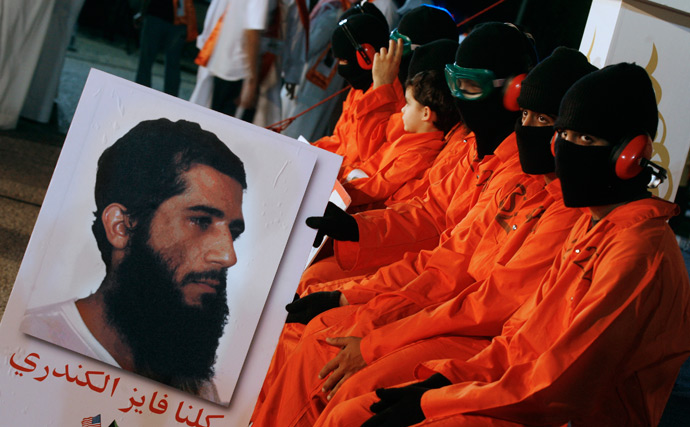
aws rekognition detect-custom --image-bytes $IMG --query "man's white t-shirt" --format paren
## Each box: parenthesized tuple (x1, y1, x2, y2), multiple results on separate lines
(20, 299, 120, 366)
(20, 299, 222, 403)
(207, 0, 270, 81)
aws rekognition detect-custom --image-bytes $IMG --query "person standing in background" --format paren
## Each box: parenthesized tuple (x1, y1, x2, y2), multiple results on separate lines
(134, 0, 197, 97)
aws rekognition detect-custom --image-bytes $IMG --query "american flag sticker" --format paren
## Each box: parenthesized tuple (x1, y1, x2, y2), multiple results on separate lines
(81, 414, 101, 427)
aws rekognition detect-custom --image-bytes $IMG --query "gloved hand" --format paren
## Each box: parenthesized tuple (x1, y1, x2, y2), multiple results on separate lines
(285, 291, 342, 324)
(306, 202, 359, 247)
(361, 374, 451, 427)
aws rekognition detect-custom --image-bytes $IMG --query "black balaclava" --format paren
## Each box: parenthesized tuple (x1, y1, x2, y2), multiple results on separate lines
(332, 13, 390, 91)
(454, 22, 537, 158)
(554, 63, 658, 207)
(407, 39, 459, 81)
(515, 46, 597, 174)
(340, 1, 388, 27)
(397, 5, 457, 83)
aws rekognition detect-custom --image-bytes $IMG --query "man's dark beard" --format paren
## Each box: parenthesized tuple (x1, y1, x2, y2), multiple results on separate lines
(103, 229, 229, 394)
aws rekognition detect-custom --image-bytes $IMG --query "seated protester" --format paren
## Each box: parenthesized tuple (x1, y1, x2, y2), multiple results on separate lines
(301, 22, 537, 292)
(252, 47, 594, 427)
(341, 40, 461, 211)
(311, 7, 391, 171)
(368, 5, 465, 209)
(251, 23, 536, 425)
(323, 62, 690, 427)
(298, 38, 463, 287)
(350, 4, 459, 161)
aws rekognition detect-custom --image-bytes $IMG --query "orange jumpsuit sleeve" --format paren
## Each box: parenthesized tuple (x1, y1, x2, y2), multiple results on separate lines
(334, 141, 481, 272)
(335, 134, 521, 273)
(353, 79, 406, 162)
(416, 210, 690, 425)
(360, 195, 583, 363)
(339, 189, 495, 306)
(343, 131, 444, 207)
(386, 125, 471, 206)
(339, 173, 548, 312)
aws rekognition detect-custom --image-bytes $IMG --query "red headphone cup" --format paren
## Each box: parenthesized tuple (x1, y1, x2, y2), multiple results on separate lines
(356, 43, 375, 70)
(614, 134, 653, 179)
(503, 73, 526, 112)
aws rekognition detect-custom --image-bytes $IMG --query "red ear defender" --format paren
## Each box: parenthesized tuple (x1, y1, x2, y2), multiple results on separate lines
(613, 134, 653, 179)
(503, 74, 526, 111)
(356, 43, 376, 70)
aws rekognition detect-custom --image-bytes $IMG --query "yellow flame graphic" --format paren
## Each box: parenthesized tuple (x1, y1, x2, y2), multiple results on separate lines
(586, 29, 596, 62)
(645, 44, 672, 198)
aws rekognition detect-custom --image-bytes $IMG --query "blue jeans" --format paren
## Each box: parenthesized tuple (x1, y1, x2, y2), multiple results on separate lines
(135, 15, 187, 96)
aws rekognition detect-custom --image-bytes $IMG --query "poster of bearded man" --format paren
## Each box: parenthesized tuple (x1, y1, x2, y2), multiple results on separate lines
(0, 70, 340, 427)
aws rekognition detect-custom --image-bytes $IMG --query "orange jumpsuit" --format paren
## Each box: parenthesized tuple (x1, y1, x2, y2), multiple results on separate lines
(332, 132, 522, 275)
(298, 131, 522, 295)
(342, 125, 445, 210)
(250, 80, 403, 420)
(251, 178, 582, 427)
(297, 124, 471, 290)
(252, 133, 520, 422)
(351, 78, 406, 164)
(321, 198, 690, 427)
(384, 124, 471, 207)
(313, 80, 404, 179)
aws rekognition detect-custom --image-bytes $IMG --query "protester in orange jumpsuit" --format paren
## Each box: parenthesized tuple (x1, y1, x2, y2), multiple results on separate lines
(321, 62, 690, 427)
(298, 6, 459, 288)
(340, 4, 459, 170)
(250, 37, 459, 418)
(342, 41, 461, 210)
(311, 6, 393, 172)
(296, 22, 537, 306)
(314, 4, 458, 179)
(296, 37, 464, 289)
(251, 23, 537, 423)
(250, 47, 596, 427)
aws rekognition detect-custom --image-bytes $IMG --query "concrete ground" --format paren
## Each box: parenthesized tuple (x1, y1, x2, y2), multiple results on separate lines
(0, 29, 688, 425)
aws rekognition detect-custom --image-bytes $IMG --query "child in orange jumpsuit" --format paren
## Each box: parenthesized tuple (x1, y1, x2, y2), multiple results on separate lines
(342, 40, 461, 210)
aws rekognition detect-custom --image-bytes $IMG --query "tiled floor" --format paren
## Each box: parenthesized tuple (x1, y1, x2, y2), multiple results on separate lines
(0, 122, 62, 318)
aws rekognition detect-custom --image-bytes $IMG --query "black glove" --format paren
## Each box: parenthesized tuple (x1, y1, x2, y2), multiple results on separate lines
(306, 202, 359, 247)
(362, 374, 451, 427)
(285, 291, 342, 324)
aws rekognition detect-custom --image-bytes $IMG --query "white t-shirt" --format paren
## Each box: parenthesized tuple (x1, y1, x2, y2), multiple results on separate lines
(20, 299, 222, 403)
(20, 299, 119, 367)
(207, 0, 270, 81)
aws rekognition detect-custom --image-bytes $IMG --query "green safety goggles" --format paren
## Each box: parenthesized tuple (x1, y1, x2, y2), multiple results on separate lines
(389, 28, 415, 56)
(444, 63, 506, 101)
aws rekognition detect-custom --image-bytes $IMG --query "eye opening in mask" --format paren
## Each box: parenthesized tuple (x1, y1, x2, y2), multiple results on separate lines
(444, 63, 506, 101)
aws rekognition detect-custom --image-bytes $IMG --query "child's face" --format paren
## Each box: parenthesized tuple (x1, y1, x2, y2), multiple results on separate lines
(401, 87, 426, 133)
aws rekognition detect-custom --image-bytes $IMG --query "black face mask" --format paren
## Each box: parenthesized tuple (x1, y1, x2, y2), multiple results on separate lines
(554, 136, 650, 207)
(455, 91, 519, 158)
(514, 120, 555, 175)
(337, 62, 373, 91)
